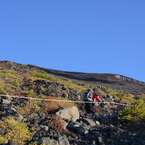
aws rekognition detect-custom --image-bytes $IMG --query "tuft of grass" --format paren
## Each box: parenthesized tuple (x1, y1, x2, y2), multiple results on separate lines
(0, 70, 16, 78)
(30, 70, 56, 81)
(65, 132, 75, 138)
(57, 78, 87, 93)
(11, 79, 20, 87)
(0, 85, 6, 93)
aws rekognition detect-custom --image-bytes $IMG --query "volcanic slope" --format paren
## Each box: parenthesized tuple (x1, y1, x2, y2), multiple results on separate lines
(28, 64, 145, 95)
(0, 60, 145, 95)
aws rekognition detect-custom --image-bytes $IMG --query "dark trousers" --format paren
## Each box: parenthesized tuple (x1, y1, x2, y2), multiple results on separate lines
(85, 101, 95, 113)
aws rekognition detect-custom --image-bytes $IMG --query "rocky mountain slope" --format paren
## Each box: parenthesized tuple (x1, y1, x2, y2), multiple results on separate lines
(0, 60, 145, 145)
(1, 60, 145, 94)
(28, 63, 145, 94)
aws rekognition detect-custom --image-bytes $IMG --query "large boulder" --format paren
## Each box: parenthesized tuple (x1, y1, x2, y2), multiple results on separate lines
(56, 106, 79, 122)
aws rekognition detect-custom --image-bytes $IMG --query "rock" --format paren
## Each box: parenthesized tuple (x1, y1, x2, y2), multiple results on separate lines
(81, 118, 96, 127)
(2, 108, 23, 122)
(101, 102, 109, 108)
(100, 115, 110, 124)
(57, 136, 70, 145)
(40, 125, 49, 131)
(62, 119, 68, 129)
(98, 135, 105, 145)
(95, 120, 100, 125)
(69, 123, 88, 135)
(62, 93, 69, 98)
(56, 106, 79, 122)
(38, 137, 58, 145)
(2, 99, 11, 104)
(0, 127, 6, 135)
(75, 126, 88, 135)
(6, 140, 19, 145)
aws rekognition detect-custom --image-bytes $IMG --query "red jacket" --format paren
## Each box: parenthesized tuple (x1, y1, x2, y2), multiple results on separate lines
(92, 93, 102, 102)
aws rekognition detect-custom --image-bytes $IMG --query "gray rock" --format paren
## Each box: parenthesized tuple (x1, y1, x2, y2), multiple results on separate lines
(2, 99, 11, 104)
(57, 136, 70, 145)
(69, 123, 88, 135)
(62, 119, 68, 129)
(40, 125, 49, 131)
(56, 106, 79, 122)
(0, 127, 6, 135)
(81, 118, 96, 127)
(2, 108, 23, 122)
(98, 135, 105, 145)
(75, 126, 88, 135)
(38, 137, 58, 145)
(100, 116, 110, 124)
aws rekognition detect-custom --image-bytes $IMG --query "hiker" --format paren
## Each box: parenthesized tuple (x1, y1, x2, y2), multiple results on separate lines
(83, 87, 102, 102)
(84, 87, 102, 113)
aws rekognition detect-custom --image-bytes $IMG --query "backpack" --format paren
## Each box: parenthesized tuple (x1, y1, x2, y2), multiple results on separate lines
(83, 89, 94, 101)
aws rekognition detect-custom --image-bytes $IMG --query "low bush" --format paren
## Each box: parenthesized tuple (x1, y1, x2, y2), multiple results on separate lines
(119, 100, 145, 123)
(0, 116, 32, 144)
(48, 115, 66, 132)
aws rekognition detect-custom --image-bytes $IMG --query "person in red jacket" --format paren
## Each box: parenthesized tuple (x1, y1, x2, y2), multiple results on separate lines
(92, 88, 102, 102)
(92, 93, 102, 102)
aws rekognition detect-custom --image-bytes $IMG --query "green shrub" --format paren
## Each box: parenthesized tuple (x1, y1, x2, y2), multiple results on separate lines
(119, 100, 145, 122)
(0, 116, 32, 144)
(11, 79, 20, 87)
(58, 77, 70, 81)
(31, 71, 56, 81)
(140, 93, 145, 101)
(65, 132, 75, 138)
(0, 85, 6, 93)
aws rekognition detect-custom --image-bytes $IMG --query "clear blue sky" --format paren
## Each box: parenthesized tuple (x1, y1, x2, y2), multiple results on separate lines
(0, 0, 145, 82)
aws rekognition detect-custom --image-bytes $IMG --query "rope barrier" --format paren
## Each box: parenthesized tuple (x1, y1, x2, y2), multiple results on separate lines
(0, 94, 130, 106)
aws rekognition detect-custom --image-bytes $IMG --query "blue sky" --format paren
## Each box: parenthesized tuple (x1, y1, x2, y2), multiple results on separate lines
(0, 0, 145, 82)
